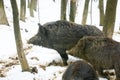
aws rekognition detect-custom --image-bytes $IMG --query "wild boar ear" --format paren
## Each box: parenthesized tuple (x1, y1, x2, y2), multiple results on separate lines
(77, 39, 86, 53)
(78, 39, 85, 48)
(37, 23, 47, 36)
(38, 23, 43, 33)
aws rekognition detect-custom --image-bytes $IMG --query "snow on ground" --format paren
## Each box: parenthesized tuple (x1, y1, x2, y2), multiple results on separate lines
(0, 0, 120, 80)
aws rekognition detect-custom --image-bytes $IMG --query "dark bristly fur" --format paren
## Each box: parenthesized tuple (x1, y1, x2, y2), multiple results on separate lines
(62, 60, 99, 80)
(28, 20, 104, 65)
(68, 36, 120, 80)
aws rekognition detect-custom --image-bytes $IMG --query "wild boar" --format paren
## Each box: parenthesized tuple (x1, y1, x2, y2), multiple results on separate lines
(28, 20, 104, 65)
(62, 60, 99, 80)
(67, 36, 120, 80)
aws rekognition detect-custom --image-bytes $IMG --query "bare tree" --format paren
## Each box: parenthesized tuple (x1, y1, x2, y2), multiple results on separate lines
(99, 0, 104, 26)
(33, 0, 37, 11)
(90, 0, 92, 24)
(103, 0, 118, 38)
(20, 0, 26, 21)
(10, 0, 30, 71)
(0, 0, 9, 25)
(61, 0, 68, 20)
(81, 0, 90, 25)
(69, 0, 77, 22)
(30, 0, 34, 17)
(28, 0, 30, 8)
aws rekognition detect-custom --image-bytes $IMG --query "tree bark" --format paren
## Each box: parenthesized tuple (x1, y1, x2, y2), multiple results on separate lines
(81, 0, 90, 25)
(69, 0, 77, 22)
(0, 0, 9, 25)
(61, 0, 68, 20)
(27, 0, 30, 8)
(10, 0, 30, 71)
(30, 0, 34, 17)
(33, 0, 37, 11)
(99, 0, 104, 26)
(20, 0, 26, 22)
(103, 0, 118, 38)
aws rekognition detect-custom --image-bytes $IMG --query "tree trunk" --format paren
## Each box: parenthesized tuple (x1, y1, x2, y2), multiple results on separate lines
(30, 0, 34, 17)
(90, 0, 92, 24)
(69, 0, 77, 22)
(20, 0, 26, 22)
(99, 0, 104, 26)
(103, 0, 118, 38)
(81, 0, 90, 25)
(27, 0, 30, 8)
(10, 0, 30, 71)
(0, 0, 9, 25)
(33, 0, 37, 11)
(61, 0, 68, 20)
